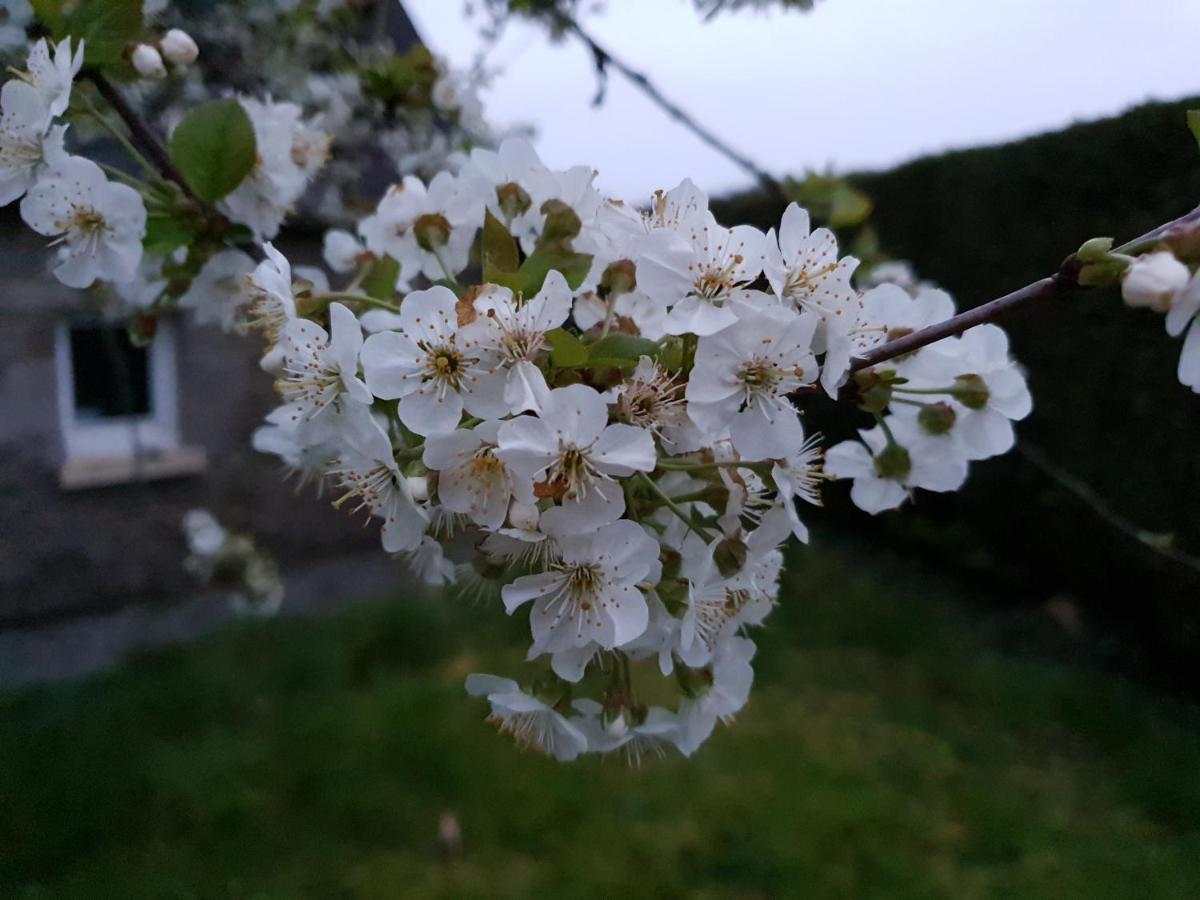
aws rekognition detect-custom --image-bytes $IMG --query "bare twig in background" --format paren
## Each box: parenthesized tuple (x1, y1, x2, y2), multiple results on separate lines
(553, 13, 788, 206)
(1018, 442, 1200, 577)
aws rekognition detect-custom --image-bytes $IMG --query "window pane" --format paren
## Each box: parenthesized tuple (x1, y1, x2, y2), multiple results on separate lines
(68, 325, 152, 421)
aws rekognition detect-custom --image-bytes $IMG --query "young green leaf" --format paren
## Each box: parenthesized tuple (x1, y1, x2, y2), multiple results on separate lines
(169, 100, 258, 203)
(517, 248, 593, 295)
(362, 256, 401, 301)
(586, 334, 660, 368)
(481, 209, 519, 282)
(545, 328, 589, 368)
(63, 0, 143, 67)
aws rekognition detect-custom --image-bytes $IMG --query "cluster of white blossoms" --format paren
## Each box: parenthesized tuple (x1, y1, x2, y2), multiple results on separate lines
(0, 35, 330, 300)
(182, 510, 285, 618)
(241, 138, 1033, 760)
(1120, 249, 1200, 391)
(0, 38, 149, 289)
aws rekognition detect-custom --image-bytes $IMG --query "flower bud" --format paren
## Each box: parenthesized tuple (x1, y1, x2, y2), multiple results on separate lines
(951, 374, 990, 410)
(873, 442, 912, 480)
(406, 475, 429, 503)
(537, 199, 581, 248)
(1122, 251, 1189, 312)
(132, 44, 167, 80)
(507, 501, 540, 532)
(161, 29, 200, 66)
(496, 181, 531, 219)
(414, 213, 452, 252)
(713, 536, 748, 579)
(1076, 236, 1114, 263)
(917, 401, 957, 435)
(600, 259, 637, 298)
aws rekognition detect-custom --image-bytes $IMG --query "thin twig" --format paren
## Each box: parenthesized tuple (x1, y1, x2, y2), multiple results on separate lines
(850, 203, 1200, 372)
(1018, 442, 1200, 577)
(555, 13, 788, 206)
(87, 71, 199, 203)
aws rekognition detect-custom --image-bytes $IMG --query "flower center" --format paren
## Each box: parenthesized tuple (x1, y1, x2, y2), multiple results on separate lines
(420, 341, 473, 390)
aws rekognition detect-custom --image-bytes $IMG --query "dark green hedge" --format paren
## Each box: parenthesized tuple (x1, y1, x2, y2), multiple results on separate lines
(715, 97, 1200, 678)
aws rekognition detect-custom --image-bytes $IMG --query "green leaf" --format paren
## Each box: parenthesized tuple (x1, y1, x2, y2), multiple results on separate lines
(64, 0, 143, 67)
(545, 328, 588, 368)
(169, 100, 257, 204)
(481, 209, 519, 282)
(30, 0, 66, 32)
(586, 334, 659, 369)
(1188, 110, 1200, 152)
(516, 248, 593, 295)
(362, 256, 401, 301)
(143, 214, 198, 255)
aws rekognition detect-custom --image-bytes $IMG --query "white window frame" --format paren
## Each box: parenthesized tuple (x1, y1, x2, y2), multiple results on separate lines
(54, 318, 181, 461)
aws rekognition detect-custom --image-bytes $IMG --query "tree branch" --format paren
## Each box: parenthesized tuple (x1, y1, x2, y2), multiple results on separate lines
(849, 203, 1200, 372)
(87, 71, 198, 204)
(555, 14, 788, 206)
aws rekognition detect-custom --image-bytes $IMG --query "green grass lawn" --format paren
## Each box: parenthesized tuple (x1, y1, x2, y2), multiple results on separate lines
(3, 539, 1199, 899)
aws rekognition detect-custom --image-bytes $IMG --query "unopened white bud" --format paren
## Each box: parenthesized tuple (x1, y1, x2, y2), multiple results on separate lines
(406, 475, 429, 503)
(1122, 251, 1189, 312)
(161, 29, 199, 67)
(507, 501, 539, 532)
(131, 44, 167, 80)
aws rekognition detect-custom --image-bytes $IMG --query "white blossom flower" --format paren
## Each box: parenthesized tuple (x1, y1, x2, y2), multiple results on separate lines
(22, 38, 83, 120)
(327, 402, 428, 553)
(1122, 251, 1189, 312)
(462, 270, 572, 413)
(496, 384, 656, 525)
(179, 249, 255, 330)
(0, 80, 61, 206)
(360, 284, 508, 435)
(322, 228, 370, 274)
(20, 153, 146, 288)
(276, 302, 372, 429)
(637, 211, 768, 336)
(358, 172, 479, 282)
(825, 417, 967, 514)
(423, 420, 515, 530)
(502, 518, 657, 653)
(244, 242, 301, 370)
(572, 699, 681, 763)
(673, 635, 756, 757)
(686, 305, 816, 460)
(465, 674, 588, 761)
(223, 97, 329, 240)
(1166, 271, 1200, 391)
(604, 356, 687, 437)
(764, 202, 860, 394)
(933, 325, 1032, 459)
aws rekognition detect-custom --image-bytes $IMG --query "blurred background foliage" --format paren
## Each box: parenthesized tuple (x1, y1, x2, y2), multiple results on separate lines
(716, 95, 1200, 689)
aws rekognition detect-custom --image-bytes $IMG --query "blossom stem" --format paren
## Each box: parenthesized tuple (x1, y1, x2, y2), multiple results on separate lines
(316, 292, 402, 313)
(432, 247, 462, 289)
(97, 161, 150, 191)
(86, 71, 201, 205)
(637, 471, 714, 541)
(77, 92, 164, 184)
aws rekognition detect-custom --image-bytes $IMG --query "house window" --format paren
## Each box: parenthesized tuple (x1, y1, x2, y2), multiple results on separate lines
(55, 319, 205, 488)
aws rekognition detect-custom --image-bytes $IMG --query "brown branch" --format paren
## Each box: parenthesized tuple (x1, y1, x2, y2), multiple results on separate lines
(555, 14, 788, 207)
(87, 71, 199, 203)
(849, 203, 1200, 372)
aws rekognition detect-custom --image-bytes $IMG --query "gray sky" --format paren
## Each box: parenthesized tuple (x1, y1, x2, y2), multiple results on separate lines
(405, 0, 1200, 201)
